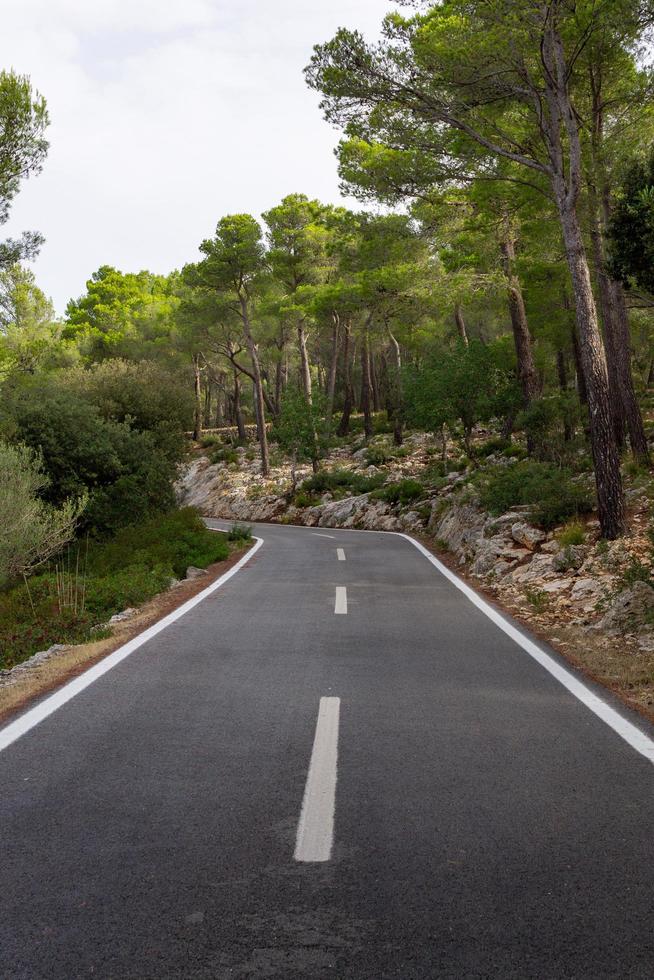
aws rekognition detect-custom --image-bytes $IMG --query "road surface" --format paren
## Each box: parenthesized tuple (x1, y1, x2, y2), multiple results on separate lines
(1, 521, 653, 979)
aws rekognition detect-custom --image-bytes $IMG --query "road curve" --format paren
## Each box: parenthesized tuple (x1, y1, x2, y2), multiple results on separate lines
(1, 521, 653, 979)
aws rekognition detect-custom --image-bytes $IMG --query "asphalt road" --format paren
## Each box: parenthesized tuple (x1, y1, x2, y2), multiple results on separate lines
(1, 521, 654, 980)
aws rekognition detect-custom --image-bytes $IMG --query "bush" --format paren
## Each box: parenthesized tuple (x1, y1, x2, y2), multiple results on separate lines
(0, 441, 85, 586)
(91, 508, 229, 579)
(365, 446, 390, 466)
(209, 447, 239, 466)
(373, 478, 424, 506)
(0, 508, 229, 670)
(4, 382, 182, 537)
(557, 522, 586, 547)
(299, 468, 386, 497)
(472, 437, 510, 459)
(478, 461, 593, 529)
(227, 523, 253, 542)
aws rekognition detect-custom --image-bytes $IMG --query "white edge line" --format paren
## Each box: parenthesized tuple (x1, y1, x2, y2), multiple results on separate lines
(294, 696, 340, 862)
(0, 536, 264, 754)
(312, 532, 336, 539)
(399, 533, 654, 765)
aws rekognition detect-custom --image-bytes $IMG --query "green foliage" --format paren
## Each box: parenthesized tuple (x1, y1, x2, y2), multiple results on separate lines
(0, 509, 229, 670)
(0, 440, 85, 586)
(404, 340, 521, 445)
(557, 522, 586, 547)
(90, 508, 228, 581)
(365, 445, 390, 466)
(274, 386, 332, 468)
(472, 437, 510, 459)
(299, 467, 386, 497)
(64, 266, 179, 360)
(516, 395, 579, 460)
(619, 557, 654, 589)
(226, 523, 253, 542)
(524, 587, 549, 613)
(478, 461, 593, 529)
(372, 478, 424, 506)
(209, 447, 239, 466)
(608, 145, 654, 295)
(3, 366, 186, 536)
(0, 70, 49, 269)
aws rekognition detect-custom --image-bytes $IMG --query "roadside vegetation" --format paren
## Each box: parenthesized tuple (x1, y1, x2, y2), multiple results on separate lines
(0, 510, 229, 671)
(5, 3, 654, 692)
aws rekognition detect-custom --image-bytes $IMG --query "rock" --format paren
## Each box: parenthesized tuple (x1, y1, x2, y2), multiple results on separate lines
(185, 566, 208, 580)
(541, 579, 573, 594)
(108, 607, 137, 624)
(511, 522, 546, 550)
(429, 495, 485, 561)
(541, 540, 560, 554)
(595, 581, 654, 633)
(508, 554, 555, 585)
(570, 577, 605, 603)
(552, 545, 589, 573)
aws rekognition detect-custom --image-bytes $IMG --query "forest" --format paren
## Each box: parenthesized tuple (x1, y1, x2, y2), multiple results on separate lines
(4, 0, 654, 670)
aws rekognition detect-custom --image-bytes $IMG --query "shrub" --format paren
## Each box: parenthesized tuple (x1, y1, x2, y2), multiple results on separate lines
(472, 437, 510, 459)
(0, 508, 229, 670)
(557, 522, 586, 547)
(209, 447, 239, 466)
(200, 434, 223, 448)
(0, 441, 86, 586)
(4, 383, 181, 537)
(478, 461, 593, 529)
(373, 478, 424, 506)
(365, 446, 390, 466)
(227, 523, 253, 542)
(299, 468, 386, 497)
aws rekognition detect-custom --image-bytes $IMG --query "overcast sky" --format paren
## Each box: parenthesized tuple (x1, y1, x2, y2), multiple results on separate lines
(1, 0, 393, 313)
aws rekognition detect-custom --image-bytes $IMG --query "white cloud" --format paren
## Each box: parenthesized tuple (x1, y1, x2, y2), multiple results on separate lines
(0, 0, 393, 312)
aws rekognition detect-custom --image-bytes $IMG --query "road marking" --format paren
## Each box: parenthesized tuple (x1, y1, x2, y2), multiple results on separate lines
(0, 538, 264, 755)
(337, 548, 346, 561)
(313, 533, 335, 539)
(401, 534, 654, 766)
(294, 697, 340, 862)
(334, 586, 347, 614)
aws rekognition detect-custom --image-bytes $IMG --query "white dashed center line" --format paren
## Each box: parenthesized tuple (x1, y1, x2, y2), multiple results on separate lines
(337, 548, 346, 561)
(294, 697, 340, 862)
(334, 586, 347, 614)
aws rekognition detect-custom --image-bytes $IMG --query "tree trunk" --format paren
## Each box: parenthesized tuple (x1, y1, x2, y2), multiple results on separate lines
(337, 324, 354, 437)
(388, 330, 403, 446)
(203, 380, 212, 427)
(556, 349, 573, 442)
(239, 297, 269, 475)
(370, 350, 381, 413)
(192, 353, 202, 441)
(361, 321, 373, 440)
(542, 24, 625, 537)
(326, 311, 340, 426)
(587, 184, 626, 448)
(588, 63, 649, 463)
(609, 278, 649, 463)
(298, 319, 312, 404)
(454, 302, 469, 346)
(499, 225, 540, 406)
(557, 198, 625, 537)
(233, 370, 246, 442)
(274, 358, 284, 416)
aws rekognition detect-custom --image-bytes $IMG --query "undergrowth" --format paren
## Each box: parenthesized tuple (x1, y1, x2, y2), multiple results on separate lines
(0, 508, 230, 671)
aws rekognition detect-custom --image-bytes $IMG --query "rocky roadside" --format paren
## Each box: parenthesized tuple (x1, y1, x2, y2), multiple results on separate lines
(176, 435, 654, 722)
